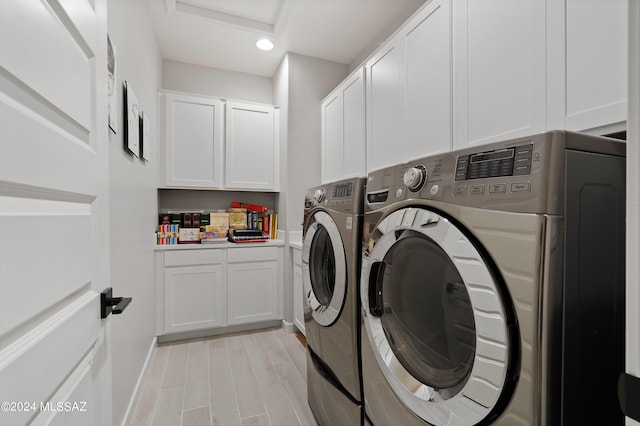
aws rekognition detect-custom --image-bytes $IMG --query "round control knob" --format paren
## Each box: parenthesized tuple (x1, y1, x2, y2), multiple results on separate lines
(314, 188, 325, 203)
(403, 165, 428, 192)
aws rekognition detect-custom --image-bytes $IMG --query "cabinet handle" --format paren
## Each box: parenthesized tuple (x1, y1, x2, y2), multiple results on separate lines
(100, 287, 132, 319)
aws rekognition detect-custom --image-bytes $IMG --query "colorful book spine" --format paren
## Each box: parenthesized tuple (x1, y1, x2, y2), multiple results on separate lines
(157, 224, 179, 245)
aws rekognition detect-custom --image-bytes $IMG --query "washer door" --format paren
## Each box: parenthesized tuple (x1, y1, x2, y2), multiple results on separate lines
(303, 211, 347, 326)
(361, 207, 515, 425)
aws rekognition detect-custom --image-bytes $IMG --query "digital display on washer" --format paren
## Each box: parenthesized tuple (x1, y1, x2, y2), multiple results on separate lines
(455, 143, 533, 181)
(333, 182, 353, 198)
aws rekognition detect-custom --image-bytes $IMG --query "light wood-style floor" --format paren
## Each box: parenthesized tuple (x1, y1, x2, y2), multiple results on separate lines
(130, 328, 317, 426)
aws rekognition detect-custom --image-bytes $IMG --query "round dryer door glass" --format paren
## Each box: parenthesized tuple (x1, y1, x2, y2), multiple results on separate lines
(361, 207, 515, 425)
(302, 211, 347, 326)
(379, 230, 476, 391)
(309, 225, 336, 306)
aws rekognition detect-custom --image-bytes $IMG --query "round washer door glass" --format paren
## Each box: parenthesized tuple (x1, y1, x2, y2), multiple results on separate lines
(361, 207, 513, 425)
(303, 211, 346, 326)
(380, 230, 476, 390)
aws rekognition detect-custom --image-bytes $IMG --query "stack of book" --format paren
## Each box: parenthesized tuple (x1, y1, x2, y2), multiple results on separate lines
(157, 224, 179, 245)
(227, 229, 270, 243)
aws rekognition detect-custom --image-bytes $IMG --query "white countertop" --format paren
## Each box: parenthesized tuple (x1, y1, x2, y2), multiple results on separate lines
(289, 230, 302, 250)
(155, 239, 285, 251)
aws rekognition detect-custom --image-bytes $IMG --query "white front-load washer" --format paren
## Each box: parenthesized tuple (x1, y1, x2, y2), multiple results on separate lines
(303, 177, 366, 425)
(360, 131, 626, 425)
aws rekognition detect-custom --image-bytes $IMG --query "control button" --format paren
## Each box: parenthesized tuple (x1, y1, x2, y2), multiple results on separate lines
(403, 165, 428, 192)
(395, 188, 404, 198)
(488, 183, 506, 193)
(430, 185, 439, 195)
(514, 165, 531, 175)
(314, 188, 325, 203)
(511, 182, 531, 192)
(469, 184, 485, 194)
(452, 186, 466, 196)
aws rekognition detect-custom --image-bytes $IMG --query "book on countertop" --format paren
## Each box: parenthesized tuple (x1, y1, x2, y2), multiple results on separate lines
(201, 230, 227, 244)
(231, 201, 268, 213)
(159, 213, 171, 225)
(179, 227, 200, 244)
(227, 229, 269, 243)
(157, 224, 179, 245)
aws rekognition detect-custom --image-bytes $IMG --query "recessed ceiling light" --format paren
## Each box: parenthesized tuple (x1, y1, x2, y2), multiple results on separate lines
(256, 39, 274, 51)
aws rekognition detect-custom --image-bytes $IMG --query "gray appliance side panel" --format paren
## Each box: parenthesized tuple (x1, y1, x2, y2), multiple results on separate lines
(562, 150, 626, 425)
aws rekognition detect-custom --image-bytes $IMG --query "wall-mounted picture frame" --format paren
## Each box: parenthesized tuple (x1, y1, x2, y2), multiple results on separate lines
(123, 80, 139, 157)
(107, 35, 118, 134)
(140, 111, 150, 162)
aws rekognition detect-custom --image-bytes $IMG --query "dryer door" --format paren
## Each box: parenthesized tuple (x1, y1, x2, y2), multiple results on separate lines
(303, 211, 347, 326)
(361, 207, 516, 425)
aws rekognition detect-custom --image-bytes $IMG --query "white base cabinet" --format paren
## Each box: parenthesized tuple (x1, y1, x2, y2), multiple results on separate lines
(156, 245, 283, 337)
(162, 249, 226, 334)
(292, 247, 305, 335)
(227, 246, 281, 325)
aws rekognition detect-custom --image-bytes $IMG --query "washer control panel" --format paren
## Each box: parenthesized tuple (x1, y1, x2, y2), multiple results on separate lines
(305, 177, 367, 215)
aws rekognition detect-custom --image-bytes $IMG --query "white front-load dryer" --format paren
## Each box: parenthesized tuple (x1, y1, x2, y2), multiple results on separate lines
(303, 177, 366, 425)
(360, 131, 626, 425)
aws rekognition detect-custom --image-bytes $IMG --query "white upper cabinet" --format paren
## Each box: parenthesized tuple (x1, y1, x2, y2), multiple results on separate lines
(453, 0, 546, 149)
(160, 92, 280, 191)
(366, 0, 452, 171)
(547, 0, 627, 134)
(405, 0, 452, 161)
(225, 101, 279, 191)
(161, 92, 224, 188)
(321, 67, 366, 183)
(366, 34, 406, 172)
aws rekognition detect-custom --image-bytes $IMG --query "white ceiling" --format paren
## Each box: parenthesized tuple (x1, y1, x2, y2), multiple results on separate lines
(147, 0, 427, 77)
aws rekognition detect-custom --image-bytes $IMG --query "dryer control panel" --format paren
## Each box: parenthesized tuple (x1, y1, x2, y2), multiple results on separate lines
(365, 130, 625, 215)
(454, 144, 533, 181)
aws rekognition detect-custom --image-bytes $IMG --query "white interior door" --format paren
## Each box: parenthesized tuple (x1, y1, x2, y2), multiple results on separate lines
(0, 0, 112, 424)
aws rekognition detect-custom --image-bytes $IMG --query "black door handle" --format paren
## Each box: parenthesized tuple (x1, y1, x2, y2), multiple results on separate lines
(619, 372, 640, 422)
(100, 287, 132, 319)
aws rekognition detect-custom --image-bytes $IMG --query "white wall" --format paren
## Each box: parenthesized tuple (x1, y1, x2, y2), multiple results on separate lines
(275, 53, 348, 324)
(348, 0, 426, 72)
(163, 59, 273, 104)
(107, 1, 162, 424)
(285, 53, 348, 234)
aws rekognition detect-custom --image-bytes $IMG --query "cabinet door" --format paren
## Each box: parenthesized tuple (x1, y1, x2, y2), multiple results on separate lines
(225, 102, 278, 190)
(292, 249, 305, 335)
(227, 261, 279, 325)
(366, 35, 406, 172)
(405, 0, 452, 160)
(321, 92, 343, 183)
(162, 93, 224, 188)
(342, 68, 366, 178)
(164, 264, 226, 334)
(547, 0, 627, 133)
(453, 0, 546, 148)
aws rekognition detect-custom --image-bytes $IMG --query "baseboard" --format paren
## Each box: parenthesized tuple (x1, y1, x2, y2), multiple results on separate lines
(281, 320, 295, 333)
(121, 336, 157, 426)
(157, 319, 282, 343)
